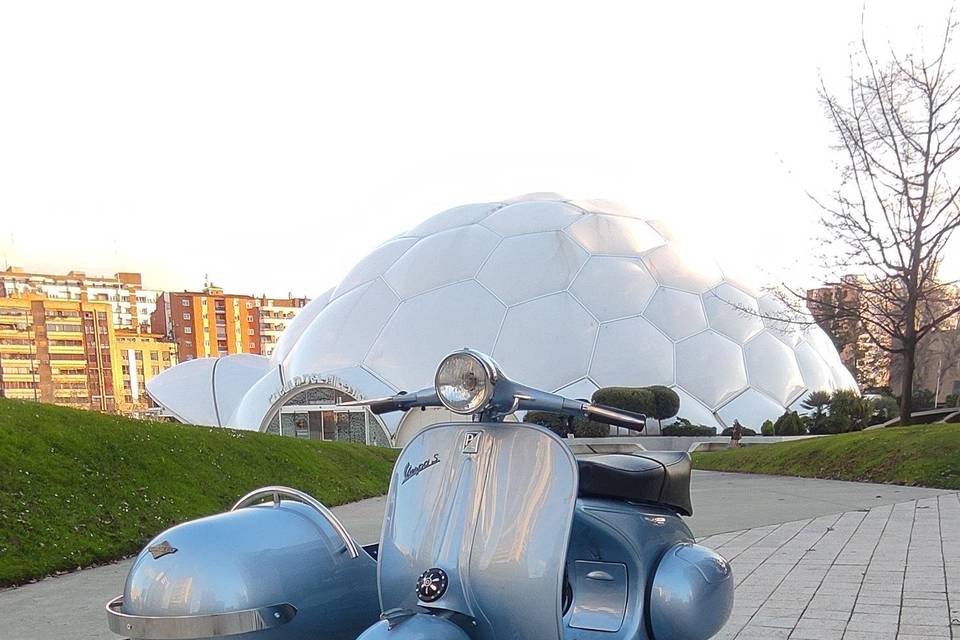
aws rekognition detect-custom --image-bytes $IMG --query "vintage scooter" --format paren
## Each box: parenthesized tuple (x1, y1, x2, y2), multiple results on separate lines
(106, 349, 733, 640)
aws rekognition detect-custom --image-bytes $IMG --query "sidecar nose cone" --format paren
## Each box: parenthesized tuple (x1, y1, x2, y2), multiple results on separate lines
(113, 498, 380, 640)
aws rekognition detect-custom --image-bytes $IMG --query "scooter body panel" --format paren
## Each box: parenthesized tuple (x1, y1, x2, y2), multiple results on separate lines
(563, 498, 694, 640)
(378, 421, 578, 640)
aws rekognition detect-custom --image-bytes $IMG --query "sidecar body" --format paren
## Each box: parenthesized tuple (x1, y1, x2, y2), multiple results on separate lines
(106, 488, 380, 640)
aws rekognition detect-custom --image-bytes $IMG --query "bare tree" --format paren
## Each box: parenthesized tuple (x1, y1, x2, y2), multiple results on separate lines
(803, 14, 960, 425)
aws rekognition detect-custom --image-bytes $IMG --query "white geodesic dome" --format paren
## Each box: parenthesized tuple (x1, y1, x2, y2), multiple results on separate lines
(147, 193, 858, 443)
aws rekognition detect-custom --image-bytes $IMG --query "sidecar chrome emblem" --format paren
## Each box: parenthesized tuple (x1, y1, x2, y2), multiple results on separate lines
(148, 540, 178, 559)
(462, 431, 482, 454)
(402, 454, 440, 485)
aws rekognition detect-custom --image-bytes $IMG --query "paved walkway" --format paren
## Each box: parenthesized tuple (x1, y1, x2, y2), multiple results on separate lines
(702, 493, 960, 639)
(0, 474, 953, 640)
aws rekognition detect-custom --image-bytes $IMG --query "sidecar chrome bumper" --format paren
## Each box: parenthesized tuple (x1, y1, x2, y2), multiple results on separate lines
(105, 595, 297, 639)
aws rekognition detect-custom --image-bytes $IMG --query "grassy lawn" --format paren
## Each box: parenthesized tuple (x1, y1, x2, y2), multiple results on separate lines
(0, 398, 399, 587)
(693, 422, 960, 490)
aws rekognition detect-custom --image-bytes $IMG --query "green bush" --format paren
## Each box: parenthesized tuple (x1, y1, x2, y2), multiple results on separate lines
(774, 410, 804, 436)
(646, 385, 680, 428)
(801, 390, 831, 432)
(912, 388, 936, 410)
(761, 419, 774, 436)
(869, 394, 899, 425)
(826, 389, 872, 433)
(662, 419, 717, 436)
(592, 387, 655, 416)
(946, 393, 960, 408)
(721, 426, 757, 437)
(662, 424, 717, 436)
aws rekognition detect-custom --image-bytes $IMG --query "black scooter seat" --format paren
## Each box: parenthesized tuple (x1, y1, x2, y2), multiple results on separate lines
(576, 451, 693, 516)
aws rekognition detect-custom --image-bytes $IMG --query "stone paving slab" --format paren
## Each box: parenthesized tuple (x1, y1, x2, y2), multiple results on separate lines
(705, 492, 960, 639)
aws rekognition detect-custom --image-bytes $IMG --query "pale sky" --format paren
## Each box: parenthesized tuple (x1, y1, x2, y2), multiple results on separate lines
(1, 1, 958, 298)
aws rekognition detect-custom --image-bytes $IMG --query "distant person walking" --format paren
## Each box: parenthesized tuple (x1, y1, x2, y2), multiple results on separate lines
(730, 420, 743, 448)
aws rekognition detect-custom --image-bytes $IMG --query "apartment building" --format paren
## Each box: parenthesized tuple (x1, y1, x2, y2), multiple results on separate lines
(151, 285, 261, 360)
(256, 295, 309, 357)
(115, 329, 178, 413)
(0, 295, 123, 410)
(0, 267, 160, 331)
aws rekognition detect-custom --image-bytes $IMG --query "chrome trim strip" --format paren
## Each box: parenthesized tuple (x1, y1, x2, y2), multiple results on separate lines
(231, 486, 360, 559)
(105, 595, 296, 639)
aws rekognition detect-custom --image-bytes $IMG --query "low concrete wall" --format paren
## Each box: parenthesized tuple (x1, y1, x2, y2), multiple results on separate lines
(567, 434, 822, 455)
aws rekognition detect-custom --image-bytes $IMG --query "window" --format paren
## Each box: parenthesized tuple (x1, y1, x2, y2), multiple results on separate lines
(247, 315, 253, 322)
(245, 301, 253, 309)
(248, 341, 255, 349)
(248, 328, 254, 335)
(184, 326, 192, 334)
(150, 352, 159, 361)
(181, 299, 189, 307)
(182, 313, 191, 320)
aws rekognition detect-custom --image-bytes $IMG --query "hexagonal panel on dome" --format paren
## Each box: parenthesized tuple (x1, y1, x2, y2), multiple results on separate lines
(568, 198, 634, 217)
(332, 237, 418, 299)
(477, 231, 588, 305)
(757, 294, 803, 347)
(493, 292, 598, 391)
(383, 225, 500, 299)
(565, 214, 665, 257)
(641, 243, 722, 293)
(744, 331, 806, 406)
(703, 283, 764, 344)
(227, 365, 282, 429)
(590, 316, 674, 388)
(556, 378, 600, 402)
(570, 257, 657, 322)
(270, 288, 332, 364)
(794, 341, 836, 393)
(831, 361, 859, 391)
(717, 388, 786, 430)
(481, 200, 584, 236)
(675, 331, 748, 408)
(670, 387, 723, 430)
(644, 288, 707, 341)
(407, 202, 504, 237)
(364, 281, 506, 392)
(284, 279, 400, 377)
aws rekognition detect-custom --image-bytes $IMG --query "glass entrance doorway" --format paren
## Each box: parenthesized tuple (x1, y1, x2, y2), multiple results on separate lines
(264, 384, 391, 446)
(278, 405, 370, 444)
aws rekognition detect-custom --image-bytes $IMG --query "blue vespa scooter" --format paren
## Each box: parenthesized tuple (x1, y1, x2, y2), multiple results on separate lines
(351, 349, 733, 640)
(106, 349, 732, 640)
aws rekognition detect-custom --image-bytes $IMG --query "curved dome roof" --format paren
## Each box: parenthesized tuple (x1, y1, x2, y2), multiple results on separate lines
(147, 194, 857, 438)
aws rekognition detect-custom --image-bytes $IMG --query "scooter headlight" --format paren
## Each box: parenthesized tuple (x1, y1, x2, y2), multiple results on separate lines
(435, 350, 497, 415)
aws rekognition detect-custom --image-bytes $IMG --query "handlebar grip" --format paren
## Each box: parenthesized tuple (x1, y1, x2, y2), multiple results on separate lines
(584, 403, 647, 432)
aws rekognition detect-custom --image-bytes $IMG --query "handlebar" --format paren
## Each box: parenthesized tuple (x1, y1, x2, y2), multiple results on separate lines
(583, 403, 647, 431)
(345, 387, 646, 432)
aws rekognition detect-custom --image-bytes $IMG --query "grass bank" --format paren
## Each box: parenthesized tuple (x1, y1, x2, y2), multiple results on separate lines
(692, 423, 960, 489)
(0, 398, 398, 587)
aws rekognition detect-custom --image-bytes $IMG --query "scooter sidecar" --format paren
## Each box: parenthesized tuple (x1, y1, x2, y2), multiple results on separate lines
(105, 487, 380, 640)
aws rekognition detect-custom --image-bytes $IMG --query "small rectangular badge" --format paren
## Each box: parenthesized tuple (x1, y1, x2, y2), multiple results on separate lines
(462, 431, 482, 454)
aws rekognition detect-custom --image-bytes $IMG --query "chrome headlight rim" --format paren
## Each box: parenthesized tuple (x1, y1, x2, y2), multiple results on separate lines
(434, 349, 498, 415)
